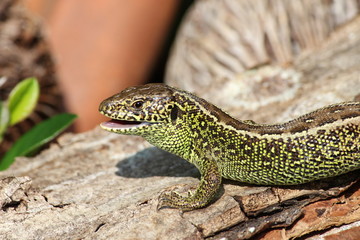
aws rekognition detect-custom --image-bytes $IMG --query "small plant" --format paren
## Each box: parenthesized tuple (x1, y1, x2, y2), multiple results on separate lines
(0, 77, 76, 170)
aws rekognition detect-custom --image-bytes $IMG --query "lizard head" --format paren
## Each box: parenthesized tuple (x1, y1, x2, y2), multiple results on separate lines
(99, 83, 178, 135)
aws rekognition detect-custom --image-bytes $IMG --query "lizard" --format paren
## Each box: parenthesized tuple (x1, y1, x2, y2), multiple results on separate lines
(99, 83, 360, 211)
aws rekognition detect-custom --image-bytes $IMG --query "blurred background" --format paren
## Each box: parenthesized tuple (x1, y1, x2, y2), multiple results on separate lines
(1, 0, 359, 157)
(23, 0, 193, 132)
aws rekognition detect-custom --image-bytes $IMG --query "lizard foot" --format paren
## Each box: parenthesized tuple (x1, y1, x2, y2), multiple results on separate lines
(157, 185, 209, 211)
(157, 159, 222, 211)
(157, 188, 201, 211)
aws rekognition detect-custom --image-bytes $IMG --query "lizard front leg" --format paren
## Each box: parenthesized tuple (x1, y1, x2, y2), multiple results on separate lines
(157, 156, 222, 211)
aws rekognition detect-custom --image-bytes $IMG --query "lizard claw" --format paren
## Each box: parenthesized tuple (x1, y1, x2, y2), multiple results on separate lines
(157, 186, 196, 211)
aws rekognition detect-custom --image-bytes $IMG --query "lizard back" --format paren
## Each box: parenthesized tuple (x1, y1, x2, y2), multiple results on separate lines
(174, 89, 360, 185)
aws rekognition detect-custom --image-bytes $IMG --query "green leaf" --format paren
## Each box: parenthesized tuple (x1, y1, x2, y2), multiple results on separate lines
(8, 77, 40, 126)
(0, 113, 77, 170)
(0, 101, 10, 141)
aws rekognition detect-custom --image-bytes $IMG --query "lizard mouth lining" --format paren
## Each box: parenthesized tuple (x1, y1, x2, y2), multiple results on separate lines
(100, 119, 153, 130)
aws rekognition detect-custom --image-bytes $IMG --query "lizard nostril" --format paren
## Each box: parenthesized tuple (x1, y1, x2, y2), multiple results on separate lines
(99, 99, 116, 112)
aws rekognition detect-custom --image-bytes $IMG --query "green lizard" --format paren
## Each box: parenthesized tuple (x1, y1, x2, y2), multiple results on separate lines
(99, 83, 360, 211)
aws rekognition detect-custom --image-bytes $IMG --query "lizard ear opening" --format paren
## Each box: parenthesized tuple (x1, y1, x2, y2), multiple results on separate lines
(170, 105, 178, 122)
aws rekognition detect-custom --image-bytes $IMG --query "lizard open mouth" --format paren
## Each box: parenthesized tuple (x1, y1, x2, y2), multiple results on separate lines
(100, 119, 151, 130)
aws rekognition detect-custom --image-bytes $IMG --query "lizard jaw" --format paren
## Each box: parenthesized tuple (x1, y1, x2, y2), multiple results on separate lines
(100, 119, 154, 131)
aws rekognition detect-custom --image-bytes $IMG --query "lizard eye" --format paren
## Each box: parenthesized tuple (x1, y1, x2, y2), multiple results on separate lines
(132, 100, 144, 109)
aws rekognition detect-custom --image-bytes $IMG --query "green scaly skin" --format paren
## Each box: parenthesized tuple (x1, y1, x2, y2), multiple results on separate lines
(99, 83, 360, 211)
